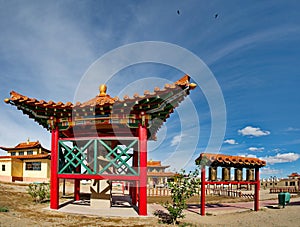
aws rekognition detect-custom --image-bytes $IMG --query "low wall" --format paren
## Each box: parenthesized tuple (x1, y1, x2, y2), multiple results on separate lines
(22, 177, 49, 183)
(147, 188, 170, 196)
(270, 187, 298, 193)
(0, 175, 13, 182)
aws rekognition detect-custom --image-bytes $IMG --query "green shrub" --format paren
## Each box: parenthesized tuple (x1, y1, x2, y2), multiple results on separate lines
(27, 182, 50, 203)
(164, 168, 200, 225)
(0, 206, 9, 212)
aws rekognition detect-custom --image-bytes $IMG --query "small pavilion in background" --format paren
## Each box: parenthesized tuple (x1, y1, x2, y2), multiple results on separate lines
(196, 153, 266, 216)
(5, 75, 196, 215)
(147, 160, 175, 188)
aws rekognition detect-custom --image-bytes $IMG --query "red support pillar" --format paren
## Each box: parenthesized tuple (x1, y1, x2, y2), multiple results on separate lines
(201, 166, 206, 216)
(74, 147, 81, 201)
(131, 181, 138, 206)
(50, 126, 59, 209)
(254, 167, 260, 211)
(74, 179, 80, 201)
(138, 124, 147, 216)
(131, 150, 139, 206)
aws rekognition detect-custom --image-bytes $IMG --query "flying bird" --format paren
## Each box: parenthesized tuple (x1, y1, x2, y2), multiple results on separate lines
(215, 13, 219, 18)
(177, 10, 180, 15)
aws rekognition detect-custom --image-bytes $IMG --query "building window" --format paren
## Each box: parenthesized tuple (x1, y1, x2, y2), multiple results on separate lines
(286, 182, 288, 186)
(25, 162, 41, 171)
(27, 151, 33, 155)
(19, 151, 24, 156)
(290, 182, 296, 186)
(11, 152, 16, 156)
(1, 165, 5, 171)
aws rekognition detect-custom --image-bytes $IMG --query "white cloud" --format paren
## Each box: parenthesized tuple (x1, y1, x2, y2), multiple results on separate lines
(206, 25, 300, 65)
(272, 148, 282, 153)
(244, 154, 257, 158)
(224, 139, 238, 145)
(237, 153, 257, 158)
(238, 126, 270, 137)
(262, 153, 300, 164)
(261, 167, 282, 175)
(248, 147, 264, 152)
(171, 134, 183, 147)
(286, 127, 300, 132)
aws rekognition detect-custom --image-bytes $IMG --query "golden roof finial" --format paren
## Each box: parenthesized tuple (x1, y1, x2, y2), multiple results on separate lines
(4, 98, 10, 103)
(189, 83, 197, 90)
(99, 84, 107, 97)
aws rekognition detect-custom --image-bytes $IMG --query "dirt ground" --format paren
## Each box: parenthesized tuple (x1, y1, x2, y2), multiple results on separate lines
(182, 201, 300, 227)
(1, 182, 300, 226)
(0, 183, 160, 227)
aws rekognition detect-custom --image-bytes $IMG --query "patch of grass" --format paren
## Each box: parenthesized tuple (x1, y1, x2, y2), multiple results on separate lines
(27, 183, 50, 203)
(179, 223, 196, 227)
(0, 206, 9, 212)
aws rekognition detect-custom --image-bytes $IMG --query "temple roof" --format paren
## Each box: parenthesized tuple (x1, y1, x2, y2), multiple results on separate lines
(0, 140, 50, 153)
(5, 75, 196, 139)
(288, 172, 300, 178)
(195, 153, 266, 168)
(147, 160, 170, 168)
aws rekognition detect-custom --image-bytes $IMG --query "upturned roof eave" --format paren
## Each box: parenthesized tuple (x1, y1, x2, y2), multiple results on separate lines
(4, 75, 197, 138)
(5, 75, 194, 112)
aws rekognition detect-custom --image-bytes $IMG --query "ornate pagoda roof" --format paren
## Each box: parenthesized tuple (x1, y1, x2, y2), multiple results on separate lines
(147, 160, 170, 168)
(288, 172, 300, 178)
(195, 153, 266, 168)
(0, 140, 50, 153)
(5, 75, 196, 139)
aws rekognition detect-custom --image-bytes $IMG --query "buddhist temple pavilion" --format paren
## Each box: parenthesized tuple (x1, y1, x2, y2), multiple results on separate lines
(0, 140, 50, 182)
(147, 160, 175, 187)
(4, 75, 196, 215)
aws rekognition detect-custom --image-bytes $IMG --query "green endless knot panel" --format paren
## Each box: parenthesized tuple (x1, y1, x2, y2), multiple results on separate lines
(58, 139, 138, 176)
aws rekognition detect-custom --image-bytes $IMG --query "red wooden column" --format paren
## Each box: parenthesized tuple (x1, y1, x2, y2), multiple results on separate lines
(74, 179, 80, 201)
(50, 126, 59, 209)
(254, 167, 260, 211)
(138, 124, 147, 216)
(74, 144, 81, 201)
(131, 150, 139, 206)
(200, 166, 206, 216)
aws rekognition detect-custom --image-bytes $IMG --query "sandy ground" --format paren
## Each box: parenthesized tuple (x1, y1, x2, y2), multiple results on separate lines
(183, 199, 300, 227)
(0, 182, 299, 226)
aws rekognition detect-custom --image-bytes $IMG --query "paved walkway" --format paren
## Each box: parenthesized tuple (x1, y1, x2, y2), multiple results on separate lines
(51, 203, 143, 217)
(46, 195, 155, 217)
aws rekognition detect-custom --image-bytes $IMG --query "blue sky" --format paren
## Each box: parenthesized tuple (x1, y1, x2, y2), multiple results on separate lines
(0, 0, 300, 178)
